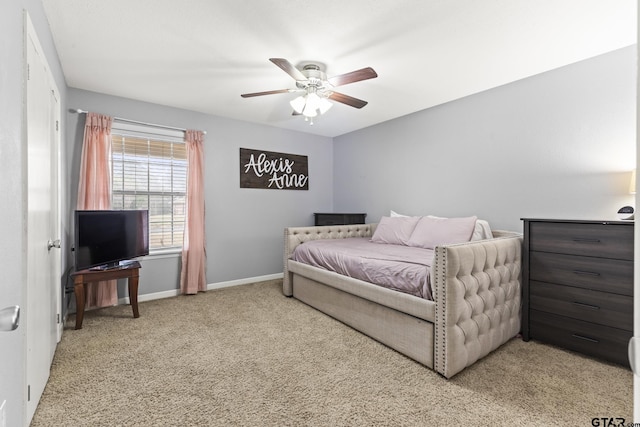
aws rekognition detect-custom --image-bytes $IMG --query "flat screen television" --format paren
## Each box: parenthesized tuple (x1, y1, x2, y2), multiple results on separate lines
(74, 210, 149, 271)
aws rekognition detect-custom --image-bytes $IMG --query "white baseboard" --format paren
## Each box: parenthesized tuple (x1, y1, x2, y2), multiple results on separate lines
(117, 272, 284, 305)
(206, 273, 283, 291)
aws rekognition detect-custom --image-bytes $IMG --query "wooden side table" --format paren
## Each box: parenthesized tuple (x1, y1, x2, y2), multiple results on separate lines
(71, 261, 141, 330)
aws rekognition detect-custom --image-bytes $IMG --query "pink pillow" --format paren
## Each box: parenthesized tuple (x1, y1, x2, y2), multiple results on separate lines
(371, 216, 420, 245)
(407, 216, 477, 249)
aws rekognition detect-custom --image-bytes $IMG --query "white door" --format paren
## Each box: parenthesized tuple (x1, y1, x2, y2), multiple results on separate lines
(25, 14, 61, 424)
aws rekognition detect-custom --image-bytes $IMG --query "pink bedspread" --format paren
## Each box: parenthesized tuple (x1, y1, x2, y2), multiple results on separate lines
(291, 238, 434, 300)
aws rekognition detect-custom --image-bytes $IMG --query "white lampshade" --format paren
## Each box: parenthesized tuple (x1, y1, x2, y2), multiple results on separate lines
(290, 96, 306, 114)
(305, 93, 321, 110)
(300, 93, 318, 117)
(630, 169, 636, 194)
(302, 104, 318, 117)
(318, 97, 333, 114)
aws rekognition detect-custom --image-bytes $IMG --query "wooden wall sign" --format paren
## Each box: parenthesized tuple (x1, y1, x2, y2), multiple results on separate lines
(240, 148, 309, 190)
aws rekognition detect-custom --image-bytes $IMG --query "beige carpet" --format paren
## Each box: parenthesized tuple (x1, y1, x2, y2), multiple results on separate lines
(31, 279, 632, 426)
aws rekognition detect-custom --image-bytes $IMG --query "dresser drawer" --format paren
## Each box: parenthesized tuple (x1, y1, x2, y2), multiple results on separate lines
(530, 252, 633, 296)
(530, 281, 633, 330)
(530, 310, 631, 366)
(529, 221, 633, 260)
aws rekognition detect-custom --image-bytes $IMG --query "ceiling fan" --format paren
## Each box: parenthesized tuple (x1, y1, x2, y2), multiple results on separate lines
(241, 58, 378, 124)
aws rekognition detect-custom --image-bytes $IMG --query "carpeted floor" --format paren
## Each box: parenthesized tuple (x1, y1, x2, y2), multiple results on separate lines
(31, 279, 632, 426)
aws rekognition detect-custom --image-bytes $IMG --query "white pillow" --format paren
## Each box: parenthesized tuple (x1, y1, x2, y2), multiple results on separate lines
(390, 210, 407, 218)
(390, 211, 492, 241)
(371, 216, 419, 245)
(472, 219, 493, 240)
(407, 216, 478, 249)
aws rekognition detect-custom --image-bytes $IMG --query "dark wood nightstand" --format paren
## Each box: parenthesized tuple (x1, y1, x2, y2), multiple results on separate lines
(314, 213, 367, 226)
(521, 218, 633, 366)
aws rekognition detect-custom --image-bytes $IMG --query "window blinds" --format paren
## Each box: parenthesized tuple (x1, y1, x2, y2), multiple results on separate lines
(111, 121, 187, 250)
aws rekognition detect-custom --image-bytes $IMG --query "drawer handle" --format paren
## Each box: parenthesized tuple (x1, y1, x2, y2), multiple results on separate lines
(572, 238, 601, 244)
(572, 334, 599, 343)
(572, 301, 600, 310)
(572, 270, 600, 277)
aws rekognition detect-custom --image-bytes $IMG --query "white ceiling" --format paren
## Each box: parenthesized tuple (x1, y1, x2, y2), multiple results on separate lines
(42, 0, 637, 137)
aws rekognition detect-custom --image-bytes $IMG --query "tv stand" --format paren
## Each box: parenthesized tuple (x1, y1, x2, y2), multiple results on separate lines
(71, 261, 141, 329)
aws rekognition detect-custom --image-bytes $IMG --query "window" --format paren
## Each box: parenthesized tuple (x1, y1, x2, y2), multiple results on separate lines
(110, 121, 187, 252)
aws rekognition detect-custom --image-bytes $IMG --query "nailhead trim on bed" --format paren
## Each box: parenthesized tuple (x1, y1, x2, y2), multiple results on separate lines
(433, 235, 522, 378)
(433, 246, 447, 376)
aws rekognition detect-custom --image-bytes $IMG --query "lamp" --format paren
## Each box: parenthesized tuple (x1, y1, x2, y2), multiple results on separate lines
(289, 88, 333, 125)
(617, 169, 636, 220)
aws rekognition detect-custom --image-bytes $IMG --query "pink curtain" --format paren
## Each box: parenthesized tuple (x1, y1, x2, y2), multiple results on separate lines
(76, 112, 118, 308)
(180, 130, 207, 294)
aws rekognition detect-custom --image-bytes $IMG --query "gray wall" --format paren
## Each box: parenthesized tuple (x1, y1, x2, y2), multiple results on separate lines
(0, 1, 68, 426)
(67, 89, 334, 297)
(333, 46, 637, 232)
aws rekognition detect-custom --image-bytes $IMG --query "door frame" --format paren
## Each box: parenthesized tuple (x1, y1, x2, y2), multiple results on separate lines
(24, 11, 62, 424)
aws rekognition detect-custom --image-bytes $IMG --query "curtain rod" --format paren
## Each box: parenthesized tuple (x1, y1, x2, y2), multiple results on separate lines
(73, 109, 206, 135)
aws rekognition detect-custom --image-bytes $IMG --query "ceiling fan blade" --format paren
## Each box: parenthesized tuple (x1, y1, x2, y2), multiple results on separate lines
(269, 58, 308, 81)
(328, 92, 368, 109)
(328, 67, 377, 87)
(241, 89, 294, 98)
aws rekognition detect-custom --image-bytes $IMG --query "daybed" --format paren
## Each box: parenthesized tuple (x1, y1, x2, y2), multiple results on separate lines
(283, 221, 522, 378)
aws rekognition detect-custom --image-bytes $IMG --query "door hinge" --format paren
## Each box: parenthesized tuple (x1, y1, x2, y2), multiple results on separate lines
(56, 120, 59, 131)
(57, 313, 60, 324)
(27, 64, 30, 81)
(27, 385, 30, 402)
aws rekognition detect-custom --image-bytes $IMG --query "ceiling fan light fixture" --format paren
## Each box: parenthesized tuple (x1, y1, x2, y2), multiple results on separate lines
(297, 92, 332, 121)
(318, 97, 333, 115)
(304, 92, 321, 114)
(242, 58, 376, 125)
(302, 102, 318, 118)
(290, 95, 306, 114)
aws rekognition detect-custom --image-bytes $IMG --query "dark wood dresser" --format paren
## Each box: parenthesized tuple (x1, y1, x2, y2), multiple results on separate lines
(314, 213, 367, 226)
(521, 218, 633, 367)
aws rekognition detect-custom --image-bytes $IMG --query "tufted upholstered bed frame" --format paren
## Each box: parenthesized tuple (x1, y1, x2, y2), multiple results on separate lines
(283, 223, 522, 378)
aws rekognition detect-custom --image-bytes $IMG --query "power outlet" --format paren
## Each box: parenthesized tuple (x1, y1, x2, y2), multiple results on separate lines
(0, 400, 6, 427)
